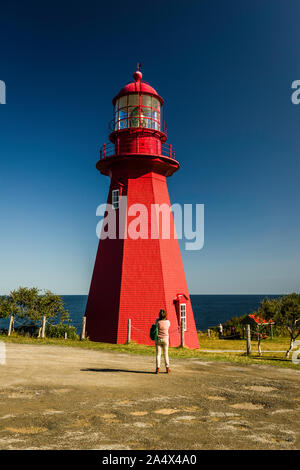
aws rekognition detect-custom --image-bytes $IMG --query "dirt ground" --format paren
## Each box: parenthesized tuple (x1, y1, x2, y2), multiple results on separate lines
(0, 343, 300, 450)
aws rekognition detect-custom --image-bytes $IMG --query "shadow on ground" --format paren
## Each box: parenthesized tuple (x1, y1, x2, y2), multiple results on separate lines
(81, 368, 156, 374)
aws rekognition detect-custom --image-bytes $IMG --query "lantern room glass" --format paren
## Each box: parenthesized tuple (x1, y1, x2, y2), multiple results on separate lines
(114, 93, 161, 131)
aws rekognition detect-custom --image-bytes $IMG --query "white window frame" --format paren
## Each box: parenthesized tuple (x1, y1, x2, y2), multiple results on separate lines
(180, 303, 187, 332)
(112, 189, 120, 209)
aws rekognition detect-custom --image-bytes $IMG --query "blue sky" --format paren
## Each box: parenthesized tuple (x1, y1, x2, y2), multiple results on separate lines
(0, 0, 299, 295)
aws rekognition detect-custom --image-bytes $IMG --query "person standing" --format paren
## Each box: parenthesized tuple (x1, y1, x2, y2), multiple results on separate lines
(218, 323, 223, 339)
(155, 309, 170, 374)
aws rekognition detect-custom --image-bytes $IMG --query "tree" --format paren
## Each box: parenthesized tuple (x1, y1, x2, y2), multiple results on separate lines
(10, 287, 40, 326)
(0, 296, 20, 319)
(260, 294, 300, 358)
(247, 312, 271, 356)
(3, 287, 70, 332)
(38, 290, 69, 326)
(0, 297, 6, 318)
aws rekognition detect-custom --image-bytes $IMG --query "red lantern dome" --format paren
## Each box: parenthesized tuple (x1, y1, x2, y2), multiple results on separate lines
(113, 69, 164, 106)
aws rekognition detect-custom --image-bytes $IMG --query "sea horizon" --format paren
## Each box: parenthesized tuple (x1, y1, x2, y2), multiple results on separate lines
(1, 293, 283, 334)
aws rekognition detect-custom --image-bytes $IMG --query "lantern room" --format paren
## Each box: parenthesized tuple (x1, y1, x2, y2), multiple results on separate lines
(109, 68, 166, 142)
(98, 67, 177, 166)
(114, 92, 161, 131)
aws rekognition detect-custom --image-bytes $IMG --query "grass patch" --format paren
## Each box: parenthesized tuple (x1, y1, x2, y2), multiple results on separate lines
(198, 334, 289, 351)
(1, 333, 299, 371)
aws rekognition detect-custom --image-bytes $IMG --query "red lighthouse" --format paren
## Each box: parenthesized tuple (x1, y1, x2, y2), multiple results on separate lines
(85, 67, 199, 349)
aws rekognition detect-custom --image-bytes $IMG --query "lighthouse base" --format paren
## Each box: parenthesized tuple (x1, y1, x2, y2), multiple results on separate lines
(85, 171, 199, 349)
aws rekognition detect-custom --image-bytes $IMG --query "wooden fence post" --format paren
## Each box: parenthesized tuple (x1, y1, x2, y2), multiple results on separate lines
(270, 324, 273, 340)
(181, 322, 185, 348)
(8, 315, 14, 336)
(246, 324, 251, 355)
(41, 315, 46, 339)
(127, 319, 131, 344)
(207, 329, 210, 337)
(80, 316, 86, 340)
(258, 334, 262, 356)
(257, 325, 262, 356)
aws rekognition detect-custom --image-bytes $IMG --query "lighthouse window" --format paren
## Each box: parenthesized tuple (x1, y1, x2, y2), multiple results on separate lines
(128, 93, 139, 106)
(119, 109, 127, 129)
(140, 107, 151, 128)
(180, 304, 187, 332)
(112, 189, 120, 209)
(141, 94, 151, 107)
(152, 97, 160, 110)
(129, 107, 139, 128)
(114, 111, 119, 130)
(118, 95, 127, 110)
(152, 110, 160, 130)
(152, 110, 159, 120)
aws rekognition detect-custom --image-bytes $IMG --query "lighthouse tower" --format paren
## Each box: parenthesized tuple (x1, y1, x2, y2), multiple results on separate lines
(85, 67, 199, 349)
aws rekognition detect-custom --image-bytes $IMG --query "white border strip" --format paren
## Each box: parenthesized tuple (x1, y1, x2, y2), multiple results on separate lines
(0, 341, 6, 365)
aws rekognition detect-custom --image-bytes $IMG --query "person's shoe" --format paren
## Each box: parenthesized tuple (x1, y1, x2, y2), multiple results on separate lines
(166, 367, 171, 374)
(155, 368, 159, 374)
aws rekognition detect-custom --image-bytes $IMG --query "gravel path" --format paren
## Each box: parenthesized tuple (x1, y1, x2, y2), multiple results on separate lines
(0, 343, 299, 450)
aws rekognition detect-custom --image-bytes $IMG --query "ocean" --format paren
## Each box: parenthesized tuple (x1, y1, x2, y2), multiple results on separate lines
(0, 294, 280, 334)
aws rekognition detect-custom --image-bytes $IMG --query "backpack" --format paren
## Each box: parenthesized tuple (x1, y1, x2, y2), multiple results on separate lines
(150, 322, 158, 341)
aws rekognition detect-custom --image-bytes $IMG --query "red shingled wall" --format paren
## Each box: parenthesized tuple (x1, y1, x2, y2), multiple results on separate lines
(85, 171, 199, 349)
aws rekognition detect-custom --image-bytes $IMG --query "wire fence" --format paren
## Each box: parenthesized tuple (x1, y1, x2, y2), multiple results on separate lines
(131, 322, 182, 345)
(0, 316, 278, 357)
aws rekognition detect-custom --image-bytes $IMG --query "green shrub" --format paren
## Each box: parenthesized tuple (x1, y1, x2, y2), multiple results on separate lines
(46, 323, 78, 340)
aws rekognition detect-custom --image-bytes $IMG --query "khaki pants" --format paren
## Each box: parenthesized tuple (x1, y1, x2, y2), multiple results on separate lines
(156, 337, 169, 368)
